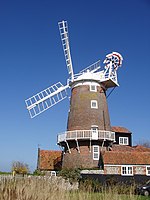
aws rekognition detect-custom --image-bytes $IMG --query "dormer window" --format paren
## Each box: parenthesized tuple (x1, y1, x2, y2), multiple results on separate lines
(119, 137, 129, 145)
(90, 85, 97, 92)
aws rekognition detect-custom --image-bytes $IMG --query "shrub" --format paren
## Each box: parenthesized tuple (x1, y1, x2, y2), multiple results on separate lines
(58, 168, 81, 183)
(33, 169, 45, 176)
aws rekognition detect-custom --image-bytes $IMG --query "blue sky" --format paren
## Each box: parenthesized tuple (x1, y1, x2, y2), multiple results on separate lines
(0, 0, 150, 172)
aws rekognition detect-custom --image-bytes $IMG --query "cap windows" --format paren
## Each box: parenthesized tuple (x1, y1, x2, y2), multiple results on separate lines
(90, 85, 97, 92)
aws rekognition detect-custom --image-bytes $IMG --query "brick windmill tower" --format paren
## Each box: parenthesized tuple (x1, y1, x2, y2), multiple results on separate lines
(25, 21, 123, 169)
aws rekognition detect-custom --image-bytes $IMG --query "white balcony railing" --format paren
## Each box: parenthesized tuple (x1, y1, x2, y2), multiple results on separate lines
(57, 130, 115, 143)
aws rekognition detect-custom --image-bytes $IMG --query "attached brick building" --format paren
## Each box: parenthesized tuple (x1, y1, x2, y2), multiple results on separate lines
(111, 126, 132, 146)
(103, 145, 150, 176)
(37, 149, 62, 171)
(81, 144, 150, 183)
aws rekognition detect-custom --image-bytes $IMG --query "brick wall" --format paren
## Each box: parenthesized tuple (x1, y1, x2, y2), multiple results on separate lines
(62, 82, 112, 169)
(62, 140, 105, 169)
(104, 165, 147, 175)
(67, 84, 111, 131)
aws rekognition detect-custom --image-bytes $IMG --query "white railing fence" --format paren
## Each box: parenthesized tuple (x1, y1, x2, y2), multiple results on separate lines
(57, 130, 115, 143)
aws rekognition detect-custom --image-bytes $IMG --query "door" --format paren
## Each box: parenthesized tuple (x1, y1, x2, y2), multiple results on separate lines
(91, 127, 98, 140)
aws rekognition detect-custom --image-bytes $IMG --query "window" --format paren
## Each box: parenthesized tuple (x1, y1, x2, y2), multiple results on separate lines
(91, 100, 98, 109)
(93, 145, 99, 160)
(121, 166, 133, 176)
(90, 85, 97, 92)
(119, 137, 129, 145)
(146, 166, 150, 176)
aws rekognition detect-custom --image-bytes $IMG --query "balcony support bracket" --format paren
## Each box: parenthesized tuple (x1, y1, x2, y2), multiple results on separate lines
(89, 138, 91, 152)
(66, 140, 71, 153)
(75, 139, 80, 153)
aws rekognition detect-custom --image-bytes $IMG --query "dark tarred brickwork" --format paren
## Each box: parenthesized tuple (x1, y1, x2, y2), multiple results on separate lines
(67, 84, 111, 131)
(62, 140, 107, 169)
(62, 83, 112, 169)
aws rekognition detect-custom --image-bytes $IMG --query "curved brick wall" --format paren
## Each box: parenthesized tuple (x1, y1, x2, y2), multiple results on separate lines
(67, 83, 111, 131)
(62, 140, 107, 169)
(62, 82, 112, 169)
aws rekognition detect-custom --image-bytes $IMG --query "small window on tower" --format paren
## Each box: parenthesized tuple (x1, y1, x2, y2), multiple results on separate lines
(90, 85, 97, 92)
(91, 100, 98, 109)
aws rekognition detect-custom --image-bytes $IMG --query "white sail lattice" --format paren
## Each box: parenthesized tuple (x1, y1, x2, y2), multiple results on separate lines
(25, 82, 68, 118)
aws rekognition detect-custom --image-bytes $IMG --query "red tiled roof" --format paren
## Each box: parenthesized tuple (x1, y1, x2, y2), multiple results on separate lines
(39, 150, 62, 170)
(103, 145, 150, 165)
(112, 144, 150, 152)
(112, 145, 133, 152)
(103, 151, 150, 165)
(111, 126, 131, 133)
(133, 145, 150, 152)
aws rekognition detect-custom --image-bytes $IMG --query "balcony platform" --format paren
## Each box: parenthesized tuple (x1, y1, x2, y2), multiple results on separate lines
(57, 130, 115, 144)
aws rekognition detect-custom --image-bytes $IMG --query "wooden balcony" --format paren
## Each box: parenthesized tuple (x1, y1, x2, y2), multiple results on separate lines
(57, 130, 115, 144)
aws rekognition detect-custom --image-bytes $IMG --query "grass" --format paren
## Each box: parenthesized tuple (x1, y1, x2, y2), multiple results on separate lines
(0, 176, 149, 200)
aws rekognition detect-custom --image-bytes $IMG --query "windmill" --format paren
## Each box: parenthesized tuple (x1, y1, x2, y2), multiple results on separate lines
(25, 20, 123, 169)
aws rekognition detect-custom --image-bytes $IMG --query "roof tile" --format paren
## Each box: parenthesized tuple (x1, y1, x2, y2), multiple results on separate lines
(103, 151, 150, 165)
(103, 145, 150, 165)
(39, 150, 62, 170)
(111, 126, 131, 133)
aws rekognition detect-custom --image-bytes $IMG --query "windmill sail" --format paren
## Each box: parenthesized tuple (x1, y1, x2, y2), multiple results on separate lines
(58, 21, 74, 81)
(25, 82, 68, 118)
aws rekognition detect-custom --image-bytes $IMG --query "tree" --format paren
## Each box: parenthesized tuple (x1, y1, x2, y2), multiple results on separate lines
(12, 161, 29, 176)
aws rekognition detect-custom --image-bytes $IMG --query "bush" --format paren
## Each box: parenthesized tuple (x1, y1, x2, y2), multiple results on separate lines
(58, 168, 81, 183)
(32, 169, 45, 176)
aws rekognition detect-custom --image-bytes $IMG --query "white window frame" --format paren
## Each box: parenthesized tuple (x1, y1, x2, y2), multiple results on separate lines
(119, 137, 129, 145)
(146, 166, 150, 176)
(91, 100, 98, 109)
(93, 145, 99, 160)
(121, 166, 133, 176)
(90, 85, 97, 92)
